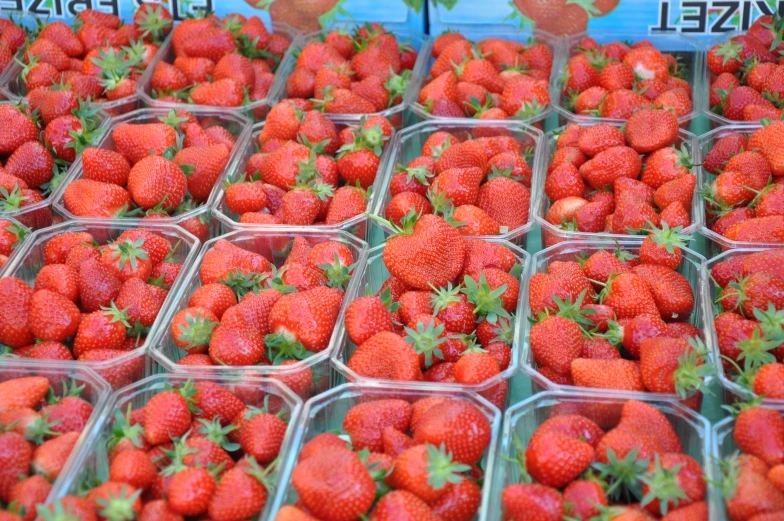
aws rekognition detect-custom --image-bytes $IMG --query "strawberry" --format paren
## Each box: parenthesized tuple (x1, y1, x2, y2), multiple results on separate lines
(530, 313, 585, 376)
(502, 484, 564, 521)
(28, 289, 81, 342)
(127, 156, 187, 211)
(370, 490, 441, 521)
(72, 304, 128, 356)
(113, 123, 177, 165)
(0, 277, 34, 348)
(343, 399, 412, 453)
(347, 331, 422, 381)
(639, 223, 690, 269)
(63, 179, 132, 217)
(266, 286, 343, 354)
(624, 109, 679, 153)
(412, 399, 490, 465)
(191, 79, 245, 107)
(32, 431, 79, 479)
(0, 431, 32, 502)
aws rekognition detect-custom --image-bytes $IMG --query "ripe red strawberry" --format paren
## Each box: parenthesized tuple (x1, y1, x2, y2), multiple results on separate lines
(267, 286, 343, 354)
(502, 484, 564, 521)
(343, 399, 412, 453)
(63, 179, 132, 217)
(624, 109, 679, 153)
(347, 331, 422, 381)
(127, 156, 187, 211)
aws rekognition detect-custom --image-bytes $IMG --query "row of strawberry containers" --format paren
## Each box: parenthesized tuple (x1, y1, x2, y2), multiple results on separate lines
(0, 362, 732, 521)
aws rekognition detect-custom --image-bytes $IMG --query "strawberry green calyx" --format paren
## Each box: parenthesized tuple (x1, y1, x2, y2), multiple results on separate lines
(92, 47, 129, 80)
(37, 500, 83, 521)
(585, 48, 611, 72)
(673, 337, 714, 398)
(135, 6, 172, 42)
(510, 98, 546, 120)
(358, 447, 392, 483)
(95, 485, 142, 521)
(404, 318, 447, 368)
(4, 221, 28, 245)
(754, 303, 784, 342)
(646, 220, 691, 253)
(101, 302, 132, 328)
(398, 163, 433, 187)
(318, 253, 355, 291)
(159, 109, 189, 130)
(461, 273, 511, 324)
(17, 410, 60, 445)
(539, 290, 595, 330)
(108, 404, 145, 451)
(261, 265, 297, 295)
(592, 447, 649, 502)
(427, 185, 455, 218)
(196, 418, 240, 452)
(716, 452, 742, 499)
(242, 455, 277, 488)
(0, 186, 30, 211)
(430, 283, 462, 316)
(384, 69, 411, 107)
(159, 433, 198, 476)
(311, 87, 335, 113)
(297, 135, 331, 155)
(425, 443, 471, 490)
(367, 207, 420, 236)
(108, 238, 149, 273)
(736, 327, 779, 369)
(176, 309, 218, 350)
(166, 378, 202, 414)
(715, 39, 744, 65)
(375, 287, 401, 314)
(66, 120, 106, 156)
(639, 455, 689, 516)
(264, 333, 311, 363)
(601, 320, 624, 347)
(219, 268, 267, 299)
(505, 433, 532, 482)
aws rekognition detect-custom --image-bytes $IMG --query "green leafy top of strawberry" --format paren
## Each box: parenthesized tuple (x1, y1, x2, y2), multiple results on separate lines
(107, 238, 149, 273)
(0, 186, 29, 211)
(404, 318, 446, 368)
(384, 68, 411, 107)
(264, 332, 314, 365)
(135, 6, 172, 42)
(108, 403, 145, 451)
(592, 447, 649, 502)
(397, 163, 433, 186)
(37, 498, 84, 521)
(736, 326, 779, 370)
(645, 221, 691, 253)
(461, 273, 511, 324)
(318, 253, 355, 291)
(175, 308, 218, 349)
(218, 268, 267, 300)
(430, 282, 462, 316)
(425, 442, 471, 490)
(673, 336, 714, 398)
(639, 456, 689, 515)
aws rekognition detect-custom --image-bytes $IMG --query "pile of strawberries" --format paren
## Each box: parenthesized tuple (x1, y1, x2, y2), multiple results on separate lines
(707, 14, 784, 121)
(717, 404, 784, 519)
(46, 378, 294, 521)
(543, 109, 695, 245)
(0, 100, 103, 230)
(502, 399, 708, 520)
(710, 248, 784, 398)
(702, 124, 784, 245)
(0, 375, 99, 521)
(0, 18, 24, 74)
(560, 36, 692, 119)
(285, 23, 416, 116)
(148, 14, 290, 108)
(60, 109, 240, 242)
(221, 100, 390, 227)
(341, 213, 521, 408)
(416, 32, 553, 120)
(0, 227, 186, 388)
(167, 237, 353, 386)
(381, 129, 533, 236)
(17, 5, 170, 108)
(0, 218, 26, 269)
(281, 395, 492, 520)
(529, 238, 710, 403)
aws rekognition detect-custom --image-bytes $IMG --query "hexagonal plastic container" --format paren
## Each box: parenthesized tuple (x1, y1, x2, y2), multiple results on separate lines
(268, 381, 501, 520)
(522, 240, 713, 409)
(406, 23, 559, 129)
(0, 359, 112, 505)
(2, 220, 201, 388)
(273, 22, 430, 129)
(552, 30, 704, 127)
(149, 228, 369, 399)
(135, 23, 300, 122)
(369, 119, 542, 249)
(0, 101, 110, 231)
(488, 390, 713, 521)
(212, 116, 396, 241)
(696, 123, 784, 257)
(329, 240, 530, 409)
(50, 107, 253, 243)
(536, 122, 701, 249)
(49, 372, 302, 520)
(705, 247, 784, 406)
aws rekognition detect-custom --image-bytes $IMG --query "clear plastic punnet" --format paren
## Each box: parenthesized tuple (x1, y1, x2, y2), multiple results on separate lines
(407, 23, 560, 129)
(48, 372, 303, 520)
(536, 121, 701, 249)
(523, 240, 713, 410)
(552, 30, 704, 127)
(0, 358, 113, 506)
(135, 23, 301, 122)
(696, 123, 784, 257)
(489, 390, 713, 521)
(268, 381, 501, 521)
(329, 239, 530, 410)
(369, 118, 542, 249)
(50, 107, 253, 243)
(273, 22, 430, 129)
(2, 220, 200, 388)
(149, 227, 369, 400)
(212, 116, 396, 241)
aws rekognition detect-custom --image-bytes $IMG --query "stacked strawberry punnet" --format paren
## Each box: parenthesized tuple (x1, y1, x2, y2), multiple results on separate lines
(0, 217, 27, 270)
(144, 13, 290, 112)
(58, 108, 250, 243)
(0, 223, 195, 389)
(11, 5, 171, 114)
(701, 123, 784, 248)
(540, 109, 697, 247)
(707, 14, 784, 122)
(336, 213, 526, 409)
(157, 232, 359, 398)
(414, 31, 553, 121)
(709, 248, 784, 401)
(0, 100, 104, 231)
(216, 100, 390, 231)
(274, 385, 497, 521)
(526, 240, 711, 405)
(500, 394, 710, 521)
(714, 403, 784, 520)
(282, 23, 420, 122)
(0, 365, 109, 521)
(377, 122, 536, 238)
(45, 375, 299, 521)
(558, 34, 693, 120)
